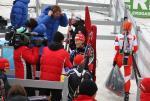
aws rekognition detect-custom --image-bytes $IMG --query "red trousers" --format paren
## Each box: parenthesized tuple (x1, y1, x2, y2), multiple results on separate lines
(115, 53, 133, 93)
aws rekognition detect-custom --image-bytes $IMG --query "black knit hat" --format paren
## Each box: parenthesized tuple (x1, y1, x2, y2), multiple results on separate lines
(53, 31, 64, 43)
(25, 18, 38, 30)
(79, 80, 98, 96)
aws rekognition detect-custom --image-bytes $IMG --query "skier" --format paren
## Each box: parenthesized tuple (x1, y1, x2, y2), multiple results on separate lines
(113, 19, 138, 101)
(70, 33, 86, 63)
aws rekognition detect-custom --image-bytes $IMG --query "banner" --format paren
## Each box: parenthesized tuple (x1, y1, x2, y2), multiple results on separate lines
(125, 0, 150, 18)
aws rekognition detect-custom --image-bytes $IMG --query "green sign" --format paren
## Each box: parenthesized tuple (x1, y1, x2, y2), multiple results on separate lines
(125, 0, 150, 18)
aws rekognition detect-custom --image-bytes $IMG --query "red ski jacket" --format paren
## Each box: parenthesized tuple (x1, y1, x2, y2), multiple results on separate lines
(140, 78, 150, 101)
(140, 93, 150, 101)
(73, 95, 97, 101)
(140, 78, 150, 93)
(14, 46, 39, 79)
(40, 43, 72, 81)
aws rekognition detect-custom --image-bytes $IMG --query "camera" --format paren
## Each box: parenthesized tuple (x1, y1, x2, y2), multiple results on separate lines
(5, 27, 30, 49)
(5, 27, 47, 48)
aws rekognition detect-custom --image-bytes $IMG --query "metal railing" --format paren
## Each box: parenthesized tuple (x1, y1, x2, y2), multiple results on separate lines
(40, 0, 121, 26)
(8, 77, 69, 101)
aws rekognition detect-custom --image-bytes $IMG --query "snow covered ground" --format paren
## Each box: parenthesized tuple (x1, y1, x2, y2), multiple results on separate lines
(0, 0, 150, 101)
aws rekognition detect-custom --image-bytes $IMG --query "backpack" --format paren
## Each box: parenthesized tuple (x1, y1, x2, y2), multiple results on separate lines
(68, 66, 92, 100)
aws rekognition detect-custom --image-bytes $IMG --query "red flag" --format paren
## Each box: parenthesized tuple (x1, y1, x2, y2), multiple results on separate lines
(85, 6, 92, 33)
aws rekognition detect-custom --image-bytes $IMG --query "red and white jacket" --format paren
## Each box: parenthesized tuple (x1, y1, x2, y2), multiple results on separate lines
(114, 33, 138, 66)
(114, 33, 138, 53)
(14, 46, 39, 79)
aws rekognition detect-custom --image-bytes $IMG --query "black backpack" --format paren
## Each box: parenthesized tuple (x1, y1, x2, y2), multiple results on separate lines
(68, 66, 92, 100)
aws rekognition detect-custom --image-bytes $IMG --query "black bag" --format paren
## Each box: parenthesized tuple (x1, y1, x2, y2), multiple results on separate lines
(105, 66, 125, 96)
(68, 66, 92, 100)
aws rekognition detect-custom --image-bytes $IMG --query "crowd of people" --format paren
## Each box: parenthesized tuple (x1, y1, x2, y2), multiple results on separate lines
(3, 0, 98, 101)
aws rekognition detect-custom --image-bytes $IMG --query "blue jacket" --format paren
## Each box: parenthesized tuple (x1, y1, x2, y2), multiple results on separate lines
(38, 6, 68, 43)
(31, 23, 47, 40)
(10, 0, 30, 28)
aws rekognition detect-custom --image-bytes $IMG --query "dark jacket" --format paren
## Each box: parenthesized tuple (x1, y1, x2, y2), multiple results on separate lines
(40, 42, 72, 81)
(31, 23, 47, 40)
(10, 0, 30, 28)
(37, 6, 68, 43)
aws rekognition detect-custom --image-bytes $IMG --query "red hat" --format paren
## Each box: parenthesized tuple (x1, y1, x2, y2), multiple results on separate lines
(73, 54, 84, 65)
(122, 21, 132, 31)
(140, 78, 150, 93)
(75, 33, 85, 42)
(0, 58, 9, 70)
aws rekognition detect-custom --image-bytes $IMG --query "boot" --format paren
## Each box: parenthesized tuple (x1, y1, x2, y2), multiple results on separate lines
(124, 92, 129, 101)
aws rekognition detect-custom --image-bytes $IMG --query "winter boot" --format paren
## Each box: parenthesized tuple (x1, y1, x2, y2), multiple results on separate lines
(124, 92, 129, 101)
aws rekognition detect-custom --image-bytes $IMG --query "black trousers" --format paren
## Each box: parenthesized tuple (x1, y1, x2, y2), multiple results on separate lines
(39, 89, 62, 101)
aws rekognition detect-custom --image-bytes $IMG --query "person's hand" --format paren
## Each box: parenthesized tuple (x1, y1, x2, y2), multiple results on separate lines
(48, 10, 53, 16)
(68, 26, 72, 32)
(31, 32, 38, 36)
(113, 61, 117, 67)
(61, 13, 65, 16)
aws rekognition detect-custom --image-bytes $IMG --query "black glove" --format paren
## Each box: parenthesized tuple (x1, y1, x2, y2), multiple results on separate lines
(113, 61, 117, 67)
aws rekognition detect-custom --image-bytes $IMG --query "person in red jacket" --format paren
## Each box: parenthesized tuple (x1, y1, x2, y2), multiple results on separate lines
(14, 42, 39, 79)
(113, 18, 138, 101)
(73, 79, 98, 101)
(13, 32, 39, 96)
(140, 78, 150, 101)
(39, 31, 73, 101)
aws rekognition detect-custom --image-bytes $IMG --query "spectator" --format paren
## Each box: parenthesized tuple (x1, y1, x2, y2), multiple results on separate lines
(73, 79, 98, 101)
(7, 85, 29, 101)
(39, 31, 72, 101)
(10, 0, 30, 28)
(38, 5, 68, 43)
(25, 18, 46, 37)
(140, 78, 150, 101)
(25, 18, 47, 79)
(13, 28, 39, 96)
(68, 14, 87, 50)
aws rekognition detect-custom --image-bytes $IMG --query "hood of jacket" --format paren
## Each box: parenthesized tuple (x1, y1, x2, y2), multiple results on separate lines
(42, 5, 52, 15)
(48, 42, 64, 51)
(15, 0, 30, 4)
(73, 19, 85, 27)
